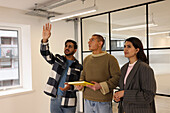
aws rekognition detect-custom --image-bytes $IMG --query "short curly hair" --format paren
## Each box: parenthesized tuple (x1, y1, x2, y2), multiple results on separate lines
(65, 39, 77, 49)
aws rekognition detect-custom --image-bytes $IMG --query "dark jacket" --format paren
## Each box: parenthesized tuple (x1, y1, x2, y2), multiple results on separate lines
(40, 41, 83, 107)
(118, 60, 156, 113)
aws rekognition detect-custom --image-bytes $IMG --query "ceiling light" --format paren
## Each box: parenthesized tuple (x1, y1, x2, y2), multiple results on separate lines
(39, 0, 76, 10)
(112, 23, 157, 31)
(50, 6, 97, 22)
(149, 31, 170, 35)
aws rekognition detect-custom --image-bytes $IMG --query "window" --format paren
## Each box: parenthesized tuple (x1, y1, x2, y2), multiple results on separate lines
(0, 23, 32, 96)
(1, 37, 11, 45)
(111, 39, 124, 50)
(0, 30, 19, 88)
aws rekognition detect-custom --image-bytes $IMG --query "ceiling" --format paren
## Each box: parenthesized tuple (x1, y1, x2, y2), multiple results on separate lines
(0, 0, 156, 14)
(0, 0, 169, 34)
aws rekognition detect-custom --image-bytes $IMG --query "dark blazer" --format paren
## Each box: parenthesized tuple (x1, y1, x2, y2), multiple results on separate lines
(118, 60, 156, 113)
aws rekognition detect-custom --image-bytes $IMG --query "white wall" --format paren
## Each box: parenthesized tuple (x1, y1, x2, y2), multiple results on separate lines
(0, 6, 75, 113)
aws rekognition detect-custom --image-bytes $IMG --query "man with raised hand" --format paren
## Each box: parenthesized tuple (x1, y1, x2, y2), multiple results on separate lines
(40, 23, 83, 113)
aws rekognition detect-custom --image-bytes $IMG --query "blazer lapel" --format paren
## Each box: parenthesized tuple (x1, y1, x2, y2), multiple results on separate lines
(124, 60, 140, 89)
(120, 63, 128, 89)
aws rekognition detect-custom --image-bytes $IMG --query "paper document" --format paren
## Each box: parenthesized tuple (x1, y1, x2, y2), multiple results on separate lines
(67, 81, 94, 86)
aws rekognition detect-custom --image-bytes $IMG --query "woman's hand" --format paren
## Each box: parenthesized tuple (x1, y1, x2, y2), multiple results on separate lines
(113, 90, 124, 102)
(113, 94, 121, 102)
(116, 90, 124, 98)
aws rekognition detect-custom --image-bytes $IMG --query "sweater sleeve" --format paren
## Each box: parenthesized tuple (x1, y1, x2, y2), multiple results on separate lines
(123, 65, 156, 104)
(40, 40, 55, 64)
(100, 55, 121, 94)
(99, 82, 110, 95)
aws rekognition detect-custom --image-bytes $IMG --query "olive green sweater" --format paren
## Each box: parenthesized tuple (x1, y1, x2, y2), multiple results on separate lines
(80, 52, 121, 102)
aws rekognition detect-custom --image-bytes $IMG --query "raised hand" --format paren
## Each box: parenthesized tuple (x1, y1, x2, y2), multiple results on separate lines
(42, 23, 51, 43)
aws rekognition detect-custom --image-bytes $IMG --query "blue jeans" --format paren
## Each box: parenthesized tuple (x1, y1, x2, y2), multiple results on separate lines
(50, 96, 76, 113)
(84, 99, 113, 113)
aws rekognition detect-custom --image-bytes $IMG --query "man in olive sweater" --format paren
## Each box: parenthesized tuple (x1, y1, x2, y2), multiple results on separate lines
(76, 34, 121, 113)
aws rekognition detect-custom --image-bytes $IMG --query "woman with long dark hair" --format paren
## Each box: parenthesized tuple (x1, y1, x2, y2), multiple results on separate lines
(113, 37, 156, 113)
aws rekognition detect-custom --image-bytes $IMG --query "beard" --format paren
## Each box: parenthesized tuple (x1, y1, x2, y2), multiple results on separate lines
(64, 50, 75, 56)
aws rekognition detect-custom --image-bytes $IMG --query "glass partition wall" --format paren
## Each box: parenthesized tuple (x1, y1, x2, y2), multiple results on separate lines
(81, 14, 109, 60)
(81, 0, 170, 96)
(149, 1, 170, 96)
(111, 6, 146, 67)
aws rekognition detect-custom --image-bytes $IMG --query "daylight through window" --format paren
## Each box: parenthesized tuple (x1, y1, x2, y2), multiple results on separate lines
(0, 29, 20, 89)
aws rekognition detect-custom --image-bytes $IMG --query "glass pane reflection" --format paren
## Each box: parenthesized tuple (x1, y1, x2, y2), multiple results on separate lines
(149, 50, 170, 95)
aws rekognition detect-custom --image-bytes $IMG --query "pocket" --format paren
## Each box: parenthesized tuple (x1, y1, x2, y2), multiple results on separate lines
(72, 69, 80, 76)
(69, 69, 81, 81)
